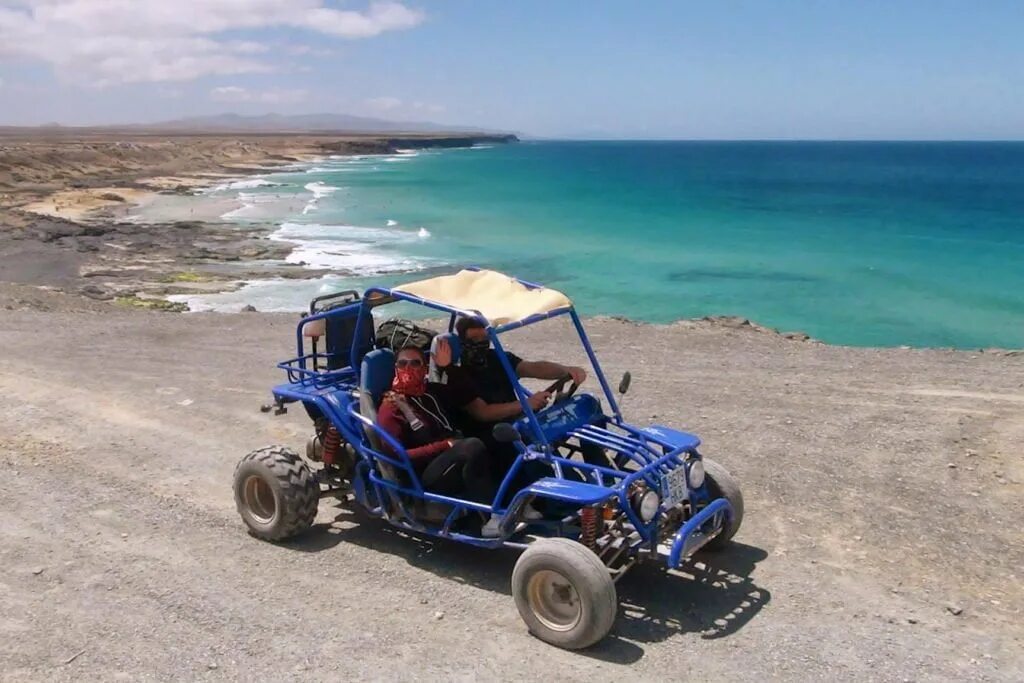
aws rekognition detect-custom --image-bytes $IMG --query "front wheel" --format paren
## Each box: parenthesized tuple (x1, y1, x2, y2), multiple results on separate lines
(701, 457, 744, 550)
(511, 538, 617, 649)
(233, 446, 319, 541)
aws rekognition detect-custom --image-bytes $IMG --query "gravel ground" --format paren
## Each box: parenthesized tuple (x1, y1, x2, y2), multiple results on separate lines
(1, 295, 1021, 681)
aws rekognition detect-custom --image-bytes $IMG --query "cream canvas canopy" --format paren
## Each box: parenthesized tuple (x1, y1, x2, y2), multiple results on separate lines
(391, 269, 573, 326)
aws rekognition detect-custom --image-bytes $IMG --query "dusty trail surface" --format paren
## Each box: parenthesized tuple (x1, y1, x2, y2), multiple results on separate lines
(1, 303, 1022, 681)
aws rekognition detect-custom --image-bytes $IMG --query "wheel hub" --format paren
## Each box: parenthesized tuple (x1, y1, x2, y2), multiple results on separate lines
(242, 475, 277, 524)
(526, 569, 582, 632)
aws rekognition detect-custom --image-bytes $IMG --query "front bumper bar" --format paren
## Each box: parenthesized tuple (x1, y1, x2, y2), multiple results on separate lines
(665, 498, 733, 568)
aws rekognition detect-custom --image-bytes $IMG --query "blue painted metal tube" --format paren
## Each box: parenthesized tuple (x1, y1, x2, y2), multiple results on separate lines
(364, 286, 491, 325)
(573, 426, 658, 461)
(567, 431, 651, 470)
(548, 455, 628, 482)
(581, 424, 656, 454)
(491, 452, 527, 514)
(488, 329, 549, 447)
(567, 429, 635, 455)
(294, 299, 364, 367)
(569, 309, 621, 419)
(347, 407, 425, 494)
(492, 306, 573, 334)
(667, 498, 733, 568)
(367, 471, 494, 514)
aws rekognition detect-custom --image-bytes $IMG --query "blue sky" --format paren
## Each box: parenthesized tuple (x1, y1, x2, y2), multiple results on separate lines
(0, 1, 1022, 139)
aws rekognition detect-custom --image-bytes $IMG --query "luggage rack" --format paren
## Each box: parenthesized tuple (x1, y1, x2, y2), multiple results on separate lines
(277, 354, 357, 387)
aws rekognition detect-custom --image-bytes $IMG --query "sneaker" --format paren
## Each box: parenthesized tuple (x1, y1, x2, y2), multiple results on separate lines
(481, 514, 504, 537)
(522, 503, 544, 521)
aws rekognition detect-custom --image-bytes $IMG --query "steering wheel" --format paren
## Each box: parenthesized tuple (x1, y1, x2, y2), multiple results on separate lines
(542, 373, 580, 407)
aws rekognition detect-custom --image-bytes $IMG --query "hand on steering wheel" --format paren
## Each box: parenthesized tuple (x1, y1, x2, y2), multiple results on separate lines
(542, 373, 580, 406)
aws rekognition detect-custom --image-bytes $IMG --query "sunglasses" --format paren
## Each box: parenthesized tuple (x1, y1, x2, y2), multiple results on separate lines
(395, 358, 424, 368)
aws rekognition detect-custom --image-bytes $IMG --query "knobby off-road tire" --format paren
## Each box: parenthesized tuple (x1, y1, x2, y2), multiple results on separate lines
(233, 446, 318, 541)
(511, 538, 617, 649)
(702, 457, 744, 550)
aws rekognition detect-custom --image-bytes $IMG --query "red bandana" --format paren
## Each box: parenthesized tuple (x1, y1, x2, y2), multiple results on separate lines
(391, 365, 427, 396)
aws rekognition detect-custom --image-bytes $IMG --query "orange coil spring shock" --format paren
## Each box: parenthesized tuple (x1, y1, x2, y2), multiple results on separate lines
(580, 507, 598, 549)
(321, 425, 341, 465)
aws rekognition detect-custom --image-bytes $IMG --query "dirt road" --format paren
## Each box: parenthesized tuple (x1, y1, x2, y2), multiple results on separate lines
(1, 303, 1021, 681)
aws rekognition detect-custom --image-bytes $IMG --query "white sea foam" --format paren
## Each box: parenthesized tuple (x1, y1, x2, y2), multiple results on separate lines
(208, 177, 277, 192)
(386, 219, 399, 227)
(417, 227, 431, 238)
(269, 222, 434, 274)
(219, 191, 291, 220)
(304, 181, 341, 199)
(395, 149, 419, 156)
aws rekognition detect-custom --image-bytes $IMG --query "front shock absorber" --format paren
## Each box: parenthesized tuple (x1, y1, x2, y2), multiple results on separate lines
(580, 506, 598, 550)
(321, 425, 341, 466)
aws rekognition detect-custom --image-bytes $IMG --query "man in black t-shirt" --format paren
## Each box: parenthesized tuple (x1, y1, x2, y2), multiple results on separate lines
(440, 318, 610, 468)
(448, 317, 614, 473)
(454, 317, 587, 404)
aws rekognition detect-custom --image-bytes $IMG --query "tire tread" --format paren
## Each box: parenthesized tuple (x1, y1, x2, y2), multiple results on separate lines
(233, 445, 318, 541)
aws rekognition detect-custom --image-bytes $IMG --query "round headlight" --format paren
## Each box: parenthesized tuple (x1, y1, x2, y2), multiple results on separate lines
(638, 490, 660, 522)
(687, 460, 706, 488)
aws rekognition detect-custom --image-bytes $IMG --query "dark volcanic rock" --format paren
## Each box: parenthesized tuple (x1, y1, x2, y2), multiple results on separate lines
(79, 284, 114, 300)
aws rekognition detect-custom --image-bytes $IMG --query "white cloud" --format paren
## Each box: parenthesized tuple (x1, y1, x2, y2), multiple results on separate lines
(365, 96, 403, 111)
(364, 97, 445, 117)
(210, 85, 308, 104)
(412, 100, 445, 114)
(0, 1, 424, 85)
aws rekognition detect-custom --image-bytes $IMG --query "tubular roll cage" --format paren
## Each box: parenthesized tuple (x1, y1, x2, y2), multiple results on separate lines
(272, 268, 728, 556)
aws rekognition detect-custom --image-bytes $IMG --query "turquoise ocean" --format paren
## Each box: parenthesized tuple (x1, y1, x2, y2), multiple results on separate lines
(171, 141, 1024, 349)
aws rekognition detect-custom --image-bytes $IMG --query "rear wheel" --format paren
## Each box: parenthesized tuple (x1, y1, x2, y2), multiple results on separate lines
(701, 457, 744, 550)
(233, 446, 319, 541)
(511, 538, 617, 649)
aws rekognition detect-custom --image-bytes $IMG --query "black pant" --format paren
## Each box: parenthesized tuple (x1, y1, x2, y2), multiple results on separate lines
(419, 437, 496, 505)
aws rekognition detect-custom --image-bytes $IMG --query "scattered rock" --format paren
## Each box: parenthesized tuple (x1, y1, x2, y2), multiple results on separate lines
(703, 315, 752, 329)
(79, 284, 114, 301)
(121, 532, 128, 539)
(947, 463, 957, 468)
(946, 605, 963, 616)
(782, 331, 811, 341)
(966, 449, 978, 457)
(207, 663, 218, 671)
(241, 304, 257, 312)
(32, 567, 45, 575)
(98, 192, 126, 202)
(907, 617, 919, 624)
(432, 611, 445, 621)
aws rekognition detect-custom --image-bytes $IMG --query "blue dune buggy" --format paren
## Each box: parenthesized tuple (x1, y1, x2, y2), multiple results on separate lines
(234, 268, 743, 649)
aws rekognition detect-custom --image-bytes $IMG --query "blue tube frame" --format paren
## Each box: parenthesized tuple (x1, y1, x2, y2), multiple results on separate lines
(272, 269, 731, 562)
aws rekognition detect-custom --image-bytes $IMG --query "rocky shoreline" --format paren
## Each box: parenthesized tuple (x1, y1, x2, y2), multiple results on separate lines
(0, 131, 515, 310)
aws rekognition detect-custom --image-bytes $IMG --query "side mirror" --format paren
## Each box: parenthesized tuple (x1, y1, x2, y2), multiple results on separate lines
(492, 422, 521, 444)
(618, 371, 632, 395)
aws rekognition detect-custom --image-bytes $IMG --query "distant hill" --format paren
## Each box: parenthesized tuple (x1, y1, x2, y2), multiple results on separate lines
(134, 112, 499, 134)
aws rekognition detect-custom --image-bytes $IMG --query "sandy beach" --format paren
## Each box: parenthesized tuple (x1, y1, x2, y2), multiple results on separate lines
(1, 132, 1022, 681)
